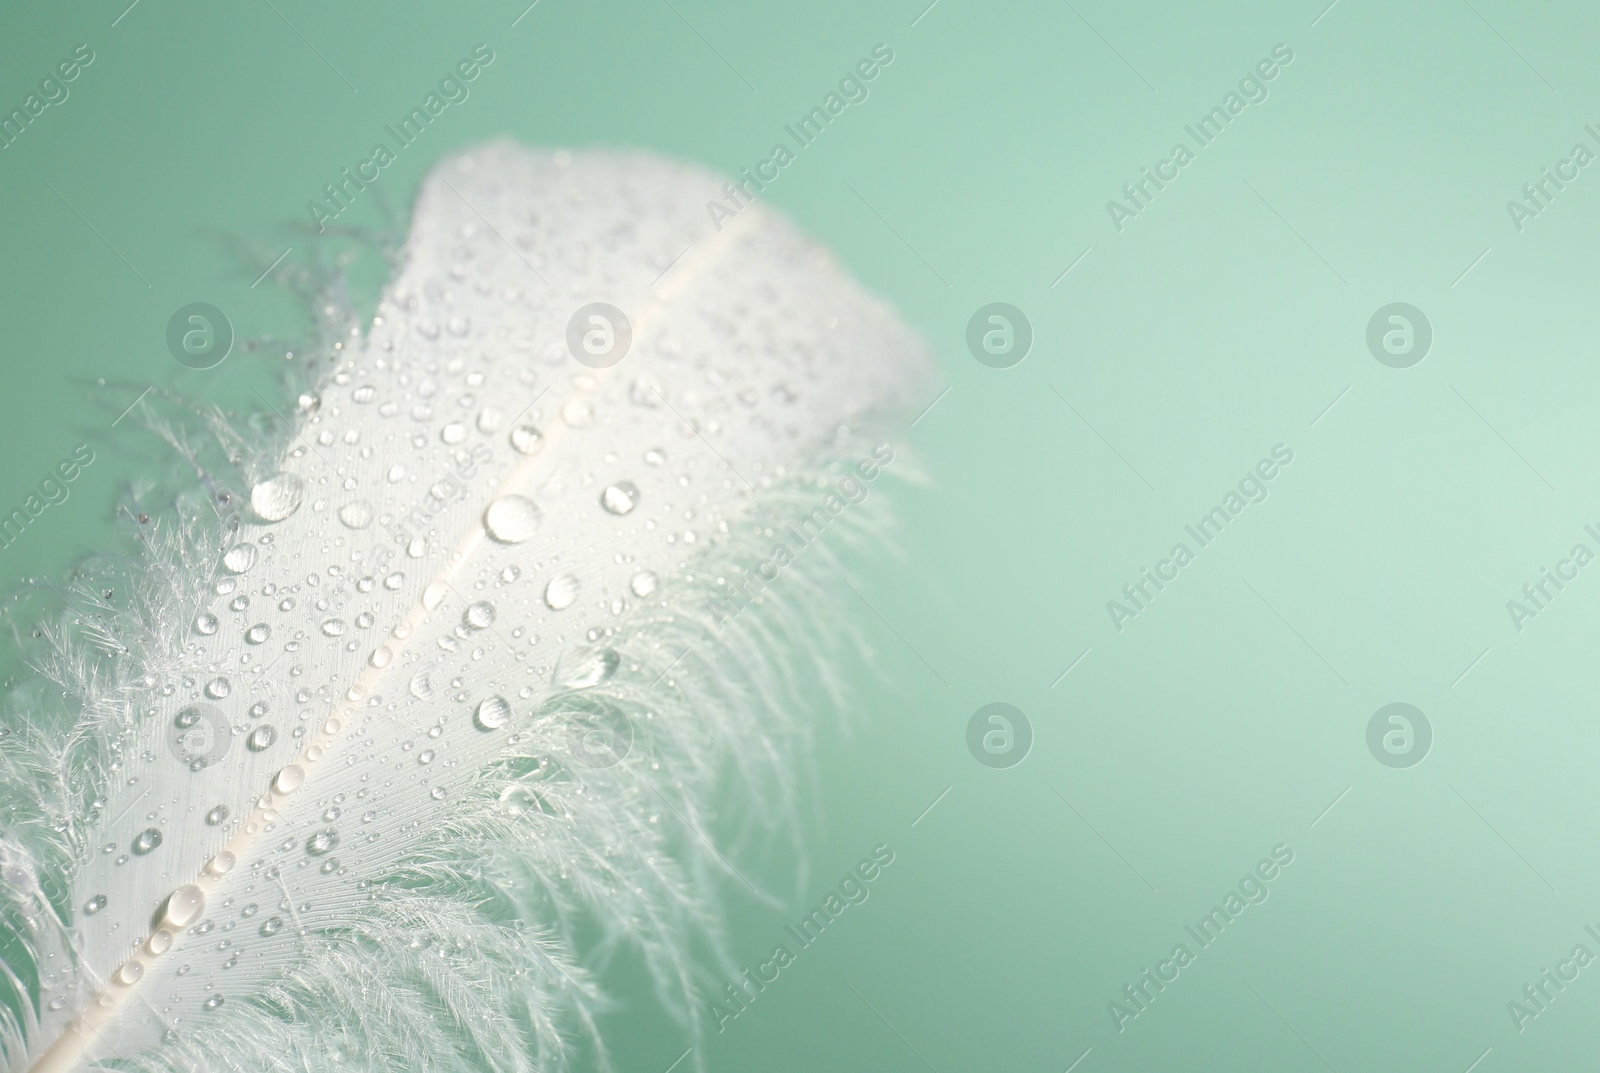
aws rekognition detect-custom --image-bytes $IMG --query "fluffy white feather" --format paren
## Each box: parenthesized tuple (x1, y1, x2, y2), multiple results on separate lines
(0, 141, 931, 1073)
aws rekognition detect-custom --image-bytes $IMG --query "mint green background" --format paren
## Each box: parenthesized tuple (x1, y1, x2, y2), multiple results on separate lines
(6, 0, 1600, 1070)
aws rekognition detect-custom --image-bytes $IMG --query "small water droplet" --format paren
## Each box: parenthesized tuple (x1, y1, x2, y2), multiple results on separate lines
(306, 830, 339, 856)
(251, 473, 305, 522)
(430, 786, 448, 801)
(83, 894, 107, 915)
(204, 995, 225, 1010)
(260, 916, 284, 937)
(194, 612, 219, 636)
(247, 726, 278, 751)
(321, 619, 347, 637)
(409, 671, 434, 700)
(245, 623, 271, 645)
(544, 574, 579, 611)
(175, 707, 201, 730)
(500, 564, 521, 583)
(644, 447, 667, 466)
(600, 481, 639, 515)
(369, 645, 392, 668)
(205, 805, 229, 825)
(418, 749, 434, 765)
(205, 677, 231, 699)
(223, 543, 257, 573)
(249, 702, 268, 718)
(132, 828, 163, 855)
(630, 571, 658, 598)
(475, 696, 511, 731)
(440, 422, 466, 444)
(484, 496, 541, 543)
(384, 571, 404, 590)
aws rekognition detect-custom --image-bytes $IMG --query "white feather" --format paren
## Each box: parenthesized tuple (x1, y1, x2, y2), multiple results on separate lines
(0, 141, 931, 1073)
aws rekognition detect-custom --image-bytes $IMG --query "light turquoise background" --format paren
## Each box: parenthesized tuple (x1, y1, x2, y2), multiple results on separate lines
(5, 0, 1600, 1070)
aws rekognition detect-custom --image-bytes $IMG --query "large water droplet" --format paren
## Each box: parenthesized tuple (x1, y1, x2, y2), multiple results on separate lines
(338, 501, 374, 529)
(306, 830, 339, 856)
(463, 601, 496, 630)
(544, 574, 579, 611)
(321, 619, 347, 637)
(205, 677, 231, 699)
(484, 496, 541, 543)
(223, 543, 257, 573)
(260, 917, 283, 936)
(245, 623, 271, 645)
(630, 571, 658, 598)
(132, 828, 163, 855)
(194, 612, 219, 636)
(247, 726, 278, 751)
(559, 648, 620, 689)
(251, 473, 305, 522)
(509, 425, 544, 454)
(409, 671, 434, 700)
(475, 696, 511, 731)
(83, 894, 107, 916)
(600, 481, 639, 515)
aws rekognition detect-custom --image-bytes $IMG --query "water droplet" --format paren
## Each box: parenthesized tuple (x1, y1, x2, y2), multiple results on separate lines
(175, 707, 201, 730)
(83, 894, 107, 915)
(223, 543, 257, 573)
(463, 601, 496, 630)
(409, 671, 434, 700)
(644, 448, 667, 466)
(369, 646, 393, 668)
(500, 564, 521, 583)
(475, 696, 511, 731)
(247, 726, 278, 751)
(306, 830, 339, 856)
(251, 473, 305, 522)
(338, 501, 374, 529)
(440, 422, 466, 444)
(484, 496, 541, 543)
(194, 613, 219, 636)
(204, 995, 225, 1010)
(273, 765, 306, 795)
(559, 648, 620, 689)
(205, 805, 229, 825)
(630, 571, 658, 598)
(600, 481, 639, 515)
(205, 677, 231, 699)
(430, 786, 448, 801)
(384, 572, 404, 590)
(260, 916, 283, 937)
(509, 425, 543, 454)
(423, 582, 448, 610)
(418, 749, 434, 765)
(132, 828, 163, 855)
(249, 702, 268, 718)
(544, 574, 580, 611)
(562, 399, 594, 426)
(245, 623, 271, 645)
(114, 961, 144, 986)
(321, 619, 347, 637)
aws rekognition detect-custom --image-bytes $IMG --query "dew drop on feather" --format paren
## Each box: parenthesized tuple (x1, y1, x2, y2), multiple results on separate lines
(250, 473, 305, 522)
